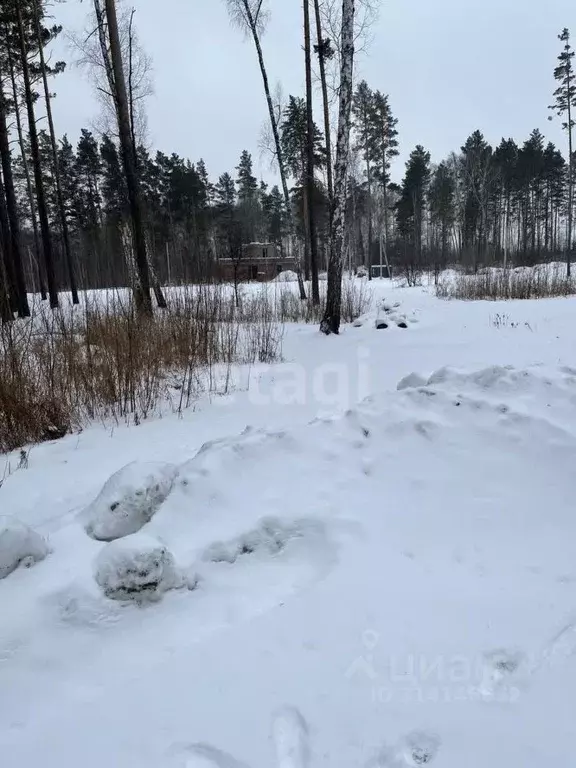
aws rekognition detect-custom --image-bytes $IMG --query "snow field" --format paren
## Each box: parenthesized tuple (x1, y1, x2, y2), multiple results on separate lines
(1, 280, 576, 767)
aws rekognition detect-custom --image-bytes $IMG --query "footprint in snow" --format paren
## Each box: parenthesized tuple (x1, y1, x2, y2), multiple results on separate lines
(478, 648, 524, 700)
(399, 731, 441, 765)
(169, 710, 440, 768)
(272, 706, 311, 768)
(167, 708, 310, 768)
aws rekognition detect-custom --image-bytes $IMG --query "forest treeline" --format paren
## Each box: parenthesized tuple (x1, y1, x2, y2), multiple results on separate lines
(0, 0, 574, 327)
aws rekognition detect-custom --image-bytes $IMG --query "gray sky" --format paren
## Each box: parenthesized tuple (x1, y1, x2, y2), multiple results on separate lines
(50, 0, 574, 185)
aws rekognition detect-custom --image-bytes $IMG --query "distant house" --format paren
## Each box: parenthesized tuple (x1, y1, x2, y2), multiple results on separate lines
(217, 242, 296, 282)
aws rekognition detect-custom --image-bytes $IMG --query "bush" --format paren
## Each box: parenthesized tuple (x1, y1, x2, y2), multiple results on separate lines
(436, 264, 576, 300)
(0, 284, 283, 453)
(0, 278, 371, 453)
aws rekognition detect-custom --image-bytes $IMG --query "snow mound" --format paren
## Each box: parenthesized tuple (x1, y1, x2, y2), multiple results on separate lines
(0, 516, 48, 580)
(82, 461, 178, 541)
(94, 533, 182, 602)
(202, 517, 315, 565)
(272, 270, 298, 283)
(397, 372, 428, 390)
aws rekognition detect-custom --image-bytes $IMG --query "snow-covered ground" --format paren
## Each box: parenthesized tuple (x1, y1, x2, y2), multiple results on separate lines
(1, 280, 576, 767)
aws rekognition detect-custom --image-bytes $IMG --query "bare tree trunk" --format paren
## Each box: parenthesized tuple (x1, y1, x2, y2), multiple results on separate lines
(0, 178, 16, 315)
(104, 0, 152, 313)
(304, 0, 319, 303)
(0, 252, 11, 322)
(313, 0, 333, 205)
(567, 87, 573, 277)
(7, 35, 45, 301)
(320, 0, 356, 335)
(0, 66, 29, 317)
(32, 0, 79, 304)
(240, 0, 306, 299)
(15, 0, 58, 308)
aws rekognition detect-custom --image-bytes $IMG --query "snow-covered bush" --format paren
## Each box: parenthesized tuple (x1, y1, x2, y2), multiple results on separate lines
(0, 516, 48, 580)
(94, 533, 182, 602)
(82, 461, 177, 541)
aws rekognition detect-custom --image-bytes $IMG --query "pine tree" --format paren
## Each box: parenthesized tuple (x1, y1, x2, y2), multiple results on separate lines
(31, 0, 78, 302)
(428, 161, 455, 268)
(396, 145, 431, 261)
(352, 81, 375, 269)
(235, 150, 260, 243)
(266, 185, 287, 247)
(550, 28, 575, 275)
(460, 131, 494, 269)
(493, 138, 518, 266)
(13, 0, 59, 307)
(0, 50, 29, 316)
(281, 95, 325, 282)
(235, 150, 258, 204)
(100, 134, 127, 219)
(368, 91, 399, 245)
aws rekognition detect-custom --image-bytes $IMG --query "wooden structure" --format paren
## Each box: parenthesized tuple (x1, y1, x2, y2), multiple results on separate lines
(217, 243, 296, 282)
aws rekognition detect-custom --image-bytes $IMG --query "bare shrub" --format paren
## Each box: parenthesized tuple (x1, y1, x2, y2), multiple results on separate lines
(0, 284, 282, 454)
(0, 278, 371, 454)
(436, 264, 576, 301)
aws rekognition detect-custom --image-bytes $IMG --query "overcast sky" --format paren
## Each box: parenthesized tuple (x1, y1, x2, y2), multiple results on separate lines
(50, 0, 574, 185)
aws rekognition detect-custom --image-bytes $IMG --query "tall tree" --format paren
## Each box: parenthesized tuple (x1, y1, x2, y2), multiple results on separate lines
(225, 0, 306, 298)
(313, 0, 334, 206)
(235, 149, 260, 243)
(428, 161, 455, 269)
(101, 0, 152, 311)
(550, 27, 575, 276)
(304, 0, 320, 303)
(368, 90, 399, 245)
(396, 145, 431, 261)
(352, 80, 374, 273)
(320, 0, 356, 335)
(14, 0, 59, 306)
(0, 49, 29, 316)
(31, 0, 78, 303)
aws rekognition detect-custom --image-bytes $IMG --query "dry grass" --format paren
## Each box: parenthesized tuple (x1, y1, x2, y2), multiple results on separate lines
(436, 265, 576, 301)
(0, 284, 282, 453)
(0, 279, 371, 453)
(245, 277, 372, 324)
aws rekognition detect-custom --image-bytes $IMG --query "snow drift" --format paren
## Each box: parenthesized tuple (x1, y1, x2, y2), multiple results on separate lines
(94, 532, 182, 601)
(0, 516, 48, 580)
(81, 461, 178, 541)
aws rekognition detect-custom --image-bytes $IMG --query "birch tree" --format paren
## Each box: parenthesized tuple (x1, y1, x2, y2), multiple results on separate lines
(320, 0, 356, 335)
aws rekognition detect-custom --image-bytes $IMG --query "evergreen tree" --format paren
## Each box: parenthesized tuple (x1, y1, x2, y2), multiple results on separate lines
(235, 150, 258, 204)
(460, 130, 494, 268)
(235, 150, 260, 242)
(352, 80, 375, 265)
(550, 27, 575, 275)
(396, 145, 430, 260)
(428, 161, 455, 265)
(75, 129, 102, 231)
(368, 91, 399, 244)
